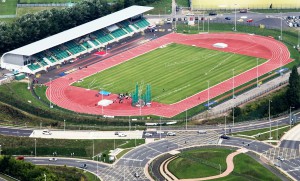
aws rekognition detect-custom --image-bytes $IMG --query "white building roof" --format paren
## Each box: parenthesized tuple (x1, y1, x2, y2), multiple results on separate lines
(7, 5, 153, 56)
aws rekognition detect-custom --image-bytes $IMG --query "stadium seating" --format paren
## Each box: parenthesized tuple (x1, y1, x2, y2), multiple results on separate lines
(134, 18, 150, 28)
(49, 47, 69, 60)
(82, 41, 91, 49)
(111, 28, 128, 38)
(34, 52, 48, 66)
(93, 30, 114, 44)
(90, 39, 100, 46)
(65, 41, 85, 55)
(119, 21, 134, 33)
(27, 63, 41, 71)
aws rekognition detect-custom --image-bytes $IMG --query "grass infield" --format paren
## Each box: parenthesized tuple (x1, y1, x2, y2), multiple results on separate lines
(73, 43, 266, 104)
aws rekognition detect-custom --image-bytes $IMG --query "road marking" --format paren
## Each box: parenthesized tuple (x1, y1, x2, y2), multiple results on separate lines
(120, 158, 143, 162)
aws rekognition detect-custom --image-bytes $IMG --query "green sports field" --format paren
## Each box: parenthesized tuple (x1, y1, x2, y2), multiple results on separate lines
(0, 0, 18, 15)
(191, 0, 300, 10)
(73, 43, 266, 104)
(19, 0, 80, 3)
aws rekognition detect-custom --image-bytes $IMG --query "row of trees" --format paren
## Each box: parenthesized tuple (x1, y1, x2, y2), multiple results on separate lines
(0, 0, 158, 55)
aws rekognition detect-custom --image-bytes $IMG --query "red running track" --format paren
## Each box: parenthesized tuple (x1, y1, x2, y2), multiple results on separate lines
(45, 33, 292, 118)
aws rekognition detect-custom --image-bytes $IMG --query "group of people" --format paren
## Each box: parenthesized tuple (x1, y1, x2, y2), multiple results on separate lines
(113, 93, 131, 104)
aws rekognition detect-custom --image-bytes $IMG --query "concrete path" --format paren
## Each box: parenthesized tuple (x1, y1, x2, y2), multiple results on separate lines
(163, 148, 247, 181)
(281, 124, 300, 141)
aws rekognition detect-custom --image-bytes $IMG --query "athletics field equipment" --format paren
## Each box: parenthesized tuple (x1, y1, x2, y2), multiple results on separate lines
(45, 33, 292, 117)
(191, 0, 300, 10)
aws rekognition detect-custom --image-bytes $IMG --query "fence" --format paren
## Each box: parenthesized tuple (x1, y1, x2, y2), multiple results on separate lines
(0, 15, 17, 18)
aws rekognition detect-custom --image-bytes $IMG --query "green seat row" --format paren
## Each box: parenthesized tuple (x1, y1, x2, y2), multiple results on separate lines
(28, 63, 41, 71)
(111, 28, 127, 38)
(135, 18, 150, 28)
(93, 30, 114, 44)
(65, 41, 85, 55)
(50, 48, 69, 60)
(123, 25, 133, 33)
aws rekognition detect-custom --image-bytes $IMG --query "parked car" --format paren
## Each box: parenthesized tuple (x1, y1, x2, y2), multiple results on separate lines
(220, 135, 230, 139)
(134, 172, 140, 178)
(237, 19, 244, 22)
(118, 132, 127, 137)
(246, 19, 253, 23)
(80, 163, 87, 169)
(49, 158, 57, 161)
(197, 130, 207, 134)
(277, 156, 285, 161)
(167, 132, 176, 136)
(225, 17, 231, 20)
(16, 156, 24, 160)
(144, 132, 153, 137)
(42, 129, 52, 135)
(195, 16, 199, 21)
(173, 18, 176, 21)
(114, 131, 119, 135)
(240, 9, 247, 13)
(166, 18, 172, 24)
(209, 12, 217, 16)
(178, 18, 182, 21)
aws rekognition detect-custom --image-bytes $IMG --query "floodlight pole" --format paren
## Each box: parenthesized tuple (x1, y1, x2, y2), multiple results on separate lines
(49, 78, 52, 108)
(101, 89, 103, 115)
(232, 69, 235, 99)
(160, 116, 162, 140)
(232, 104, 235, 127)
(256, 58, 259, 87)
(208, 17, 210, 33)
(234, 4, 237, 31)
(269, 100, 272, 139)
(185, 109, 187, 130)
(129, 116, 131, 131)
(203, 10, 204, 32)
(207, 80, 210, 110)
(35, 138, 37, 157)
(280, 12, 283, 40)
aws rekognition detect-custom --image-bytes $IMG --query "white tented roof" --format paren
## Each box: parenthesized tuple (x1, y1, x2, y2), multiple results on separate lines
(7, 5, 153, 56)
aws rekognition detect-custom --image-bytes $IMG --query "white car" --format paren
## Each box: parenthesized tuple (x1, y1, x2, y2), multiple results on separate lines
(167, 132, 176, 136)
(42, 129, 52, 135)
(118, 132, 127, 137)
(49, 158, 57, 161)
(144, 133, 153, 137)
(197, 130, 207, 134)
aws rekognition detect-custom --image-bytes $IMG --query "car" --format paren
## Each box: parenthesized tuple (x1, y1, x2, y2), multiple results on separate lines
(197, 130, 207, 134)
(220, 135, 230, 139)
(167, 132, 176, 136)
(274, 162, 281, 167)
(144, 132, 153, 137)
(277, 156, 285, 161)
(173, 18, 176, 21)
(240, 9, 247, 13)
(225, 17, 231, 20)
(178, 18, 182, 21)
(114, 131, 119, 135)
(166, 18, 172, 24)
(118, 132, 127, 137)
(134, 172, 140, 178)
(42, 129, 52, 135)
(195, 17, 199, 21)
(16, 156, 24, 160)
(240, 16, 247, 19)
(237, 19, 244, 22)
(209, 12, 217, 16)
(80, 163, 87, 169)
(183, 17, 187, 21)
(246, 19, 253, 23)
(49, 158, 57, 161)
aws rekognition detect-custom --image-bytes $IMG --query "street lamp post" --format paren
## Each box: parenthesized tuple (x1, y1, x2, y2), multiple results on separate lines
(280, 12, 283, 40)
(93, 139, 95, 160)
(224, 116, 227, 135)
(232, 104, 235, 127)
(35, 138, 37, 157)
(269, 100, 272, 139)
(290, 106, 295, 129)
(64, 120, 66, 131)
(160, 117, 162, 140)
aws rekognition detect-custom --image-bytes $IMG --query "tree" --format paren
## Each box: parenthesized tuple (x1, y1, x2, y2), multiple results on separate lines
(286, 66, 300, 108)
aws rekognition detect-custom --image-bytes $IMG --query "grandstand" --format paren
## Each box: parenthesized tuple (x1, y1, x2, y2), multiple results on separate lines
(0, 5, 153, 74)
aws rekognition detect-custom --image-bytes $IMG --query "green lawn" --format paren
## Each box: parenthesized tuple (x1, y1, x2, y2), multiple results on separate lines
(147, 0, 172, 14)
(0, 0, 18, 15)
(233, 125, 290, 141)
(168, 148, 280, 180)
(168, 148, 232, 178)
(74, 43, 265, 104)
(0, 134, 145, 159)
(176, 0, 189, 7)
(212, 154, 280, 181)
